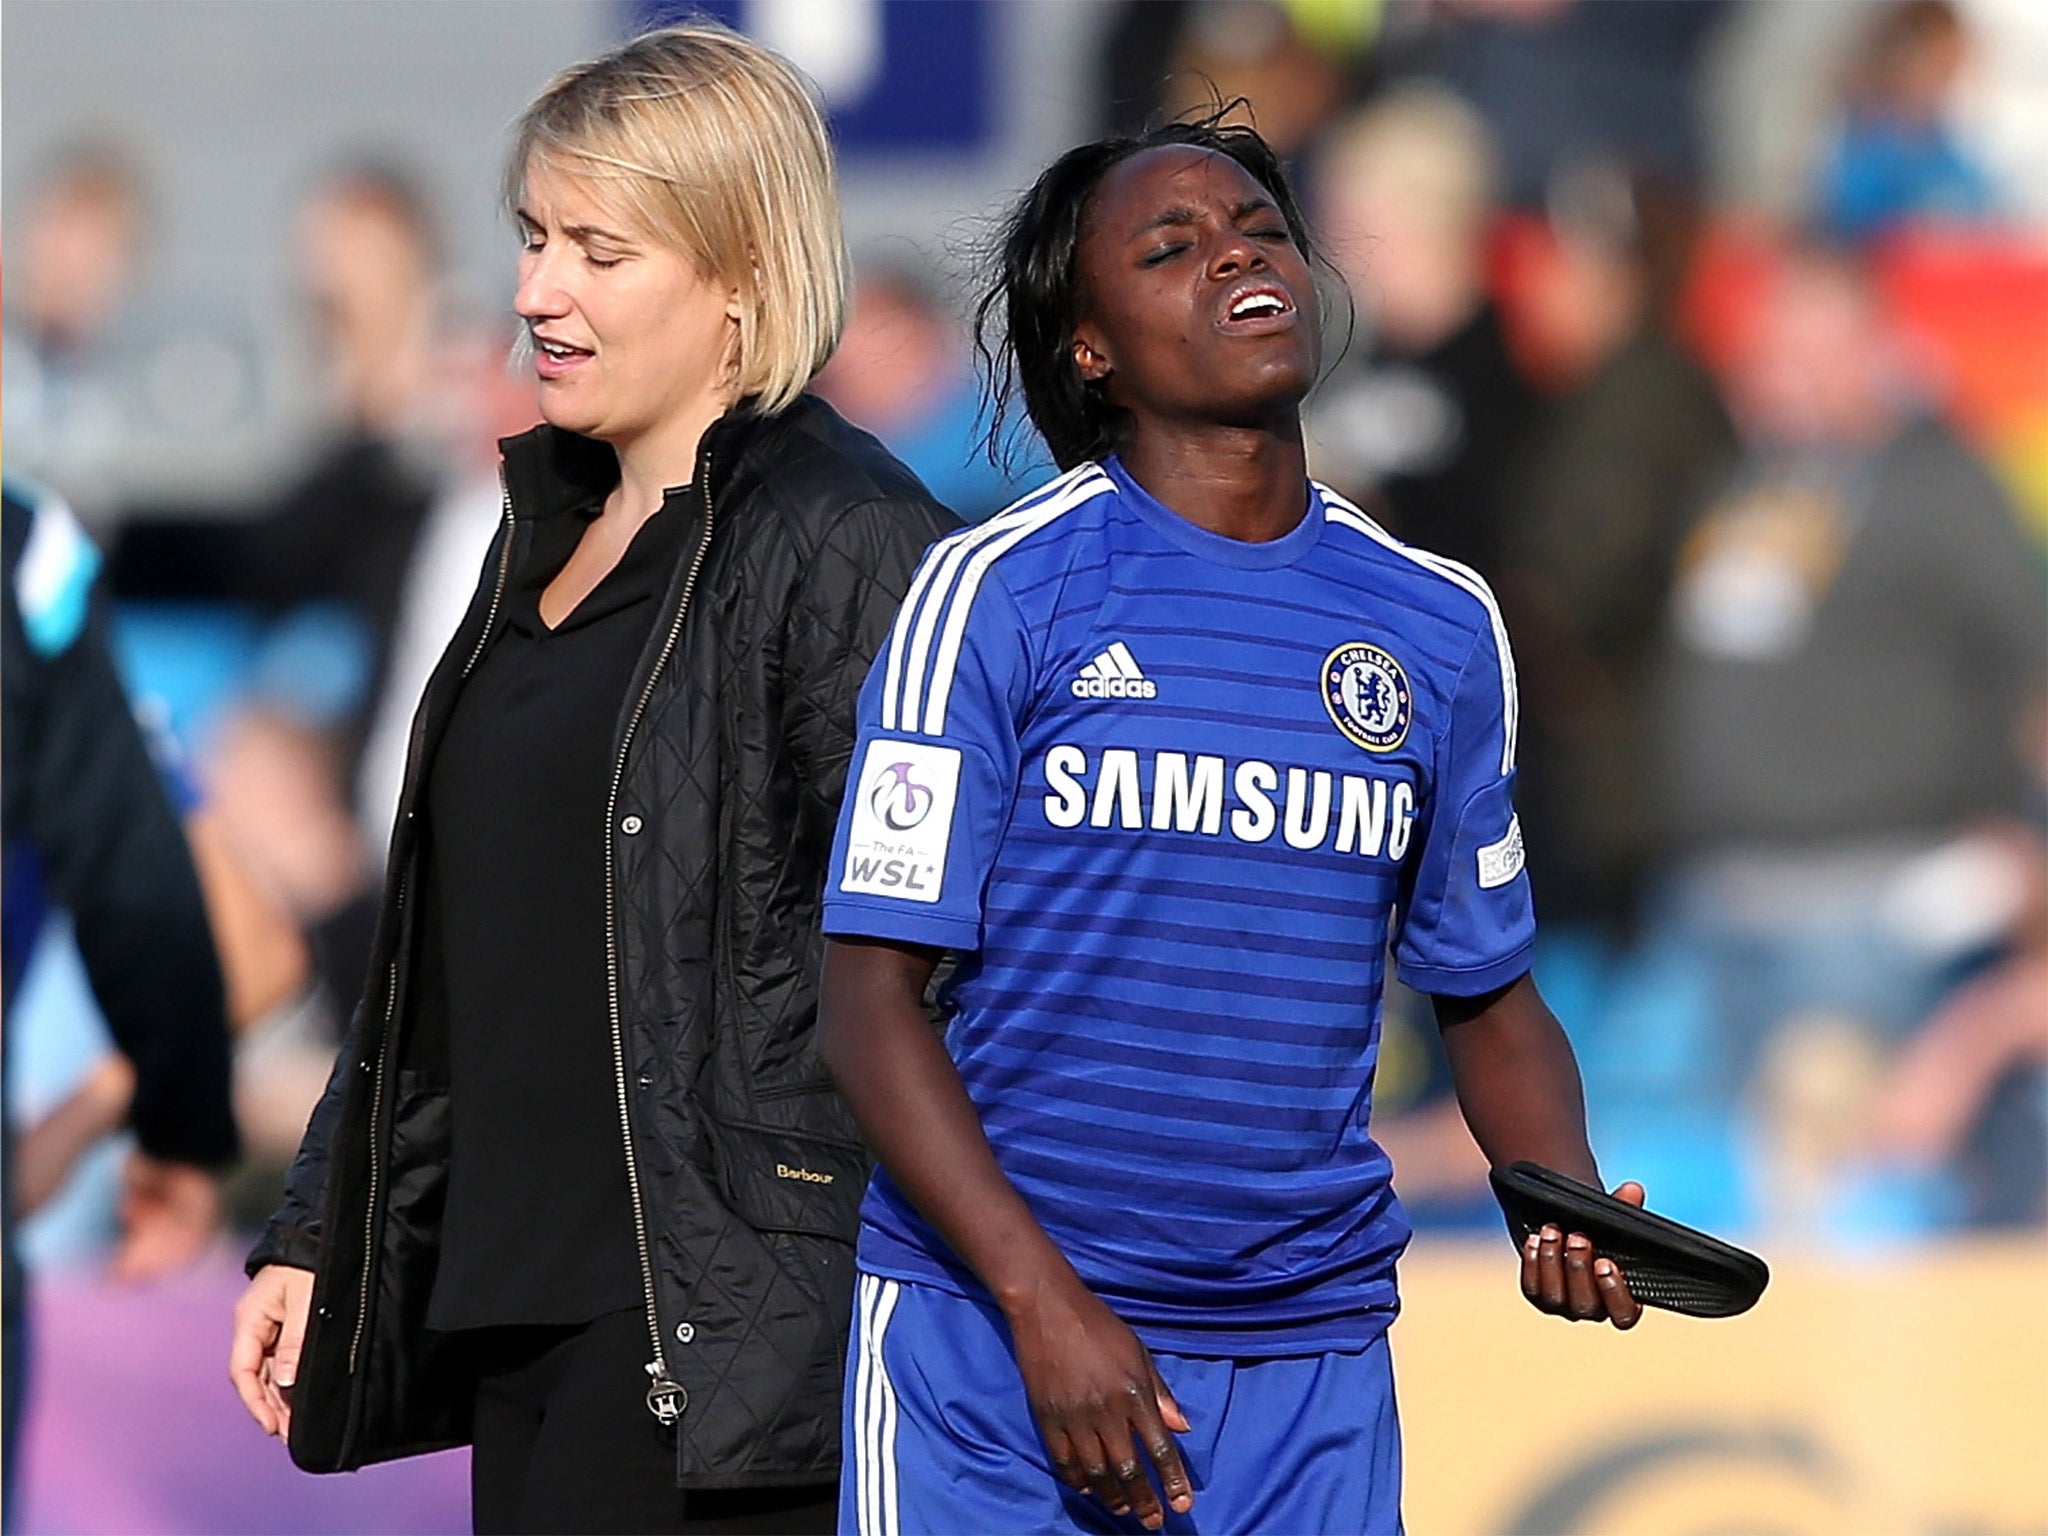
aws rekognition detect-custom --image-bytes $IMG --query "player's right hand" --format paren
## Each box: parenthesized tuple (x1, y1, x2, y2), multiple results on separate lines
(230, 1263, 314, 1439)
(1004, 1271, 1194, 1529)
(1519, 1181, 1646, 1330)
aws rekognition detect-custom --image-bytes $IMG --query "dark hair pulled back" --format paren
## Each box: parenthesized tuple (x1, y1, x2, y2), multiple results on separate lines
(975, 110, 1319, 473)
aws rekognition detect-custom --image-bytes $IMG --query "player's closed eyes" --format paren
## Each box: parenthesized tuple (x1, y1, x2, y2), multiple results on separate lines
(1140, 229, 1290, 267)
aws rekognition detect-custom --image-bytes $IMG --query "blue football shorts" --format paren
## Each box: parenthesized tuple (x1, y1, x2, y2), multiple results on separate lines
(841, 1272, 1403, 1535)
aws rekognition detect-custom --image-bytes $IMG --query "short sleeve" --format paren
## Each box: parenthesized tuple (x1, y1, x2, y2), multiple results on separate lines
(1394, 621, 1535, 996)
(822, 546, 1033, 951)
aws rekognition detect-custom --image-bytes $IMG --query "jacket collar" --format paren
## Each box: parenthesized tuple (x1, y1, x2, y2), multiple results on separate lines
(496, 404, 806, 523)
(496, 424, 623, 522)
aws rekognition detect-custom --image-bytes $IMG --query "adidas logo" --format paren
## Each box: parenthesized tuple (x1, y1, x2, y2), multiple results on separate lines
(1071, 641, 1158, 700)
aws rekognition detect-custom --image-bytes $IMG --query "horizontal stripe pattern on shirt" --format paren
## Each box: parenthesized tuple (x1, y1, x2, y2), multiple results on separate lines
(829, 458, 1532, 1353)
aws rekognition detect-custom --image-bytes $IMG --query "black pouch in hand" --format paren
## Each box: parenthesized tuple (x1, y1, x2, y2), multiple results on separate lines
(1489, 1161, 1770, 1318)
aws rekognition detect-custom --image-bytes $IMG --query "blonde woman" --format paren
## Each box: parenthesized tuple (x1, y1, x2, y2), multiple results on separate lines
(228, 24, 954, 1533)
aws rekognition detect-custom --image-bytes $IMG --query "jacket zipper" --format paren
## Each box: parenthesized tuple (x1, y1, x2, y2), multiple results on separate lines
(462, 480, 516, 678)
(345, 485, 513, 1384)
(606, 449, 717, 1425)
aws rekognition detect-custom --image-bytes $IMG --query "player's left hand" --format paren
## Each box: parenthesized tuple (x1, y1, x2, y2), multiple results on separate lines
(1519, 1180, 1644, 1330)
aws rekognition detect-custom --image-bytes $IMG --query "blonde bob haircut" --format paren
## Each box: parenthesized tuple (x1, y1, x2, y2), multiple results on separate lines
(507, 21, 847, 415)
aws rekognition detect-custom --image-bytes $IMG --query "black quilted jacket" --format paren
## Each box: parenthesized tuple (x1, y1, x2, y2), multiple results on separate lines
(249, 398, 957, 1485)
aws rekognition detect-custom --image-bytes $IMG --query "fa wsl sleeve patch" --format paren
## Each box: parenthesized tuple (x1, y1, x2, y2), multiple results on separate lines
(840, 740, 962, 903)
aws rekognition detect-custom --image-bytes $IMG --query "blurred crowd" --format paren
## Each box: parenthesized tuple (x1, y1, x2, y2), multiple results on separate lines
(5, 0, 2044, 1326)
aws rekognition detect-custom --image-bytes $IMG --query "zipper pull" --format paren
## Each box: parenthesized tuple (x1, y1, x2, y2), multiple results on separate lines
(644, 1360, 688, 1425)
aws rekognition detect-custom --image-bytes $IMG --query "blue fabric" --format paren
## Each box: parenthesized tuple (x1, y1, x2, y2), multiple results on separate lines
(2, 845, 49, 1015)
(248, 601, 376, 727)
(841, 1273, 1402, 1536)
(824, 460, 1533, 1353)
(1820, 117, 1995, 242)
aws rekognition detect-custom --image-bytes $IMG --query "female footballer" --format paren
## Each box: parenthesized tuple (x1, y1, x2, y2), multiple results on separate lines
(817, 117, 1642, 1535)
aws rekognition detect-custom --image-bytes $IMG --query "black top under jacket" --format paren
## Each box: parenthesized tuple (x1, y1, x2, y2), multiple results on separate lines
(424, 493, 692, 1330)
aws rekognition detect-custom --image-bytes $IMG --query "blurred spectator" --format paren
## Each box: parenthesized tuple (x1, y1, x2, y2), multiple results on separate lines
(1502, 161, 1737, 932)
(1304, 83, 1534, 578)
(2, 136, 270, 528)
(1650, 243, 2047, 1230)
(1874, 784, 2048, 1224)
(2, 139, 153, 522)
(1097, 0, 1375, 156)
(239, 161, 449, 720)
(2, 476, 239, 1521)
(210, 162, 454, 1006)
(813, 259, 1026, 522)
(61, 703, 321, 1197)
(1817, 0, 1998, 243)
(1422, 0, 1731, 210)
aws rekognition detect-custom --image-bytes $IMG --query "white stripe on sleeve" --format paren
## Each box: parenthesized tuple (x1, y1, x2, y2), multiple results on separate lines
(885, 465, 1101, 733)
(920, 473, 1109, 736)
(1320, 488, 1520, 775)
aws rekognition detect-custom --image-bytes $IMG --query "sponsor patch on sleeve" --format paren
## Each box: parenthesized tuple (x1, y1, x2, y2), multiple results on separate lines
(1476, 815, 1525, 890)
(839, 740, 962, 903)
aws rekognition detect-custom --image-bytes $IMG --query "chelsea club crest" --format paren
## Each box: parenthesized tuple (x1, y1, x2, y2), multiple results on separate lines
(1322, 642, 1412, 753)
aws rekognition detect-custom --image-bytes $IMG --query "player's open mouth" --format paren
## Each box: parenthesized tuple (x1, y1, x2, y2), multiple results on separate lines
(1217, 283, 1297, 334)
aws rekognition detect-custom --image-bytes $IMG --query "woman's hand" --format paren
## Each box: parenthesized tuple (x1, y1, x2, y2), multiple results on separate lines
(1004, 1271, 1193, 1530)
(1518, 1181, 1646, 1330)
(229, 1264, 314, 1438)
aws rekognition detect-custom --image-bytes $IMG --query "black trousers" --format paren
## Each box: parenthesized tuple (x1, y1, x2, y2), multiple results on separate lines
(466, 1308, 837, 1536)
